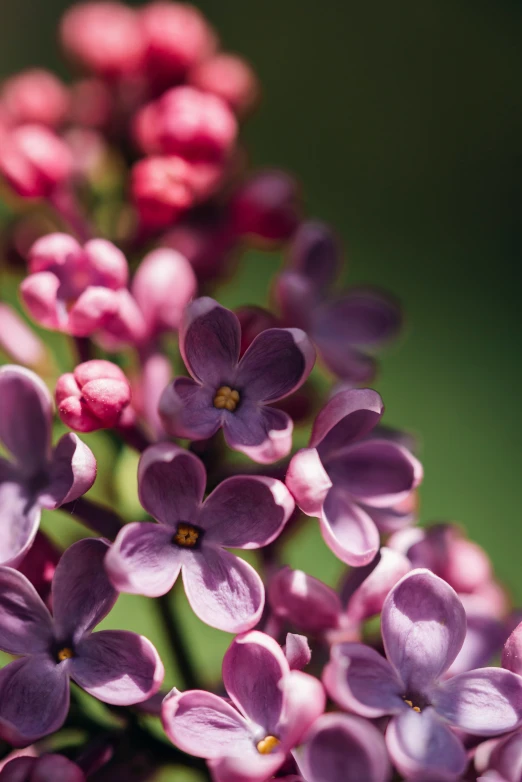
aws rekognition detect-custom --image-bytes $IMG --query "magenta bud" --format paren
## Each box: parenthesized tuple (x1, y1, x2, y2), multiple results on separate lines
(17, 531, 61, 605)
(134, 86, 237, 163)
(1, 69, 70, 128)
(189, 53, 260, 117)
(268, 567, 342, 635)
(0, 304, 46, 368)
(131, 156, 195, 229)
(230, 170, 302, 244)
(56, 359, 131, 432)
(0, 125, 73, 199)
(235, 305, 279, 357)
(131, 247, 197, 337)
(284, 633, 311, 671)
(140, 1, 217, 88)
(60, 2, 145, 78)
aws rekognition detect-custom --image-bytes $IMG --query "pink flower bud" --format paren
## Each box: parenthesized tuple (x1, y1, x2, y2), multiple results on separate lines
(131, 156, 195, 229)
(1, 69, 70, 128)
(268, 567, 342, 635)
(189, 53, 260, 116)
(131, 247, 197, 336)
(56, 359, 131, 432)
(134, 86, 237, 163)
(0, 125, 73, 199)
(140, 2, 217, 88)
(230, 170, 302, 243)
(60, 2, 145, 78)
(0, 304, 46, 368)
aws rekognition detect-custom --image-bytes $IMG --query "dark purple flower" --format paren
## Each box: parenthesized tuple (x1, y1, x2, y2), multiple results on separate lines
(0, 365, 96, 567)
(161, 631, 325, 782)
(105, 443, 294, 632)
(0, 754, 85, 781)
(294, 713, 391, 782)
(0, 538, 163, 746)
(324, 569, 522, 781)
(273, 221, 401, 383)
(286, 388, 422, 566)
(159, 297, 315, 463)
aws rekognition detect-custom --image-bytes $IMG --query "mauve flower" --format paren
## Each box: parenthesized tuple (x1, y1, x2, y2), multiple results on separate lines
(162, 631, 325, 782)
(273, 221, 401, 383)
(0, 538, 163, 746)
(105, 443, 294, 632)
(159, 297, 315, 463)
(294, 713, 391, 782)
(0, 754, 85, 781)
(324, 569, 522, 781)
(286, 388, 422, 566)
(20, 233, 145, 343)
(56, 360, 131, 432)
(0, 365, 96, 567)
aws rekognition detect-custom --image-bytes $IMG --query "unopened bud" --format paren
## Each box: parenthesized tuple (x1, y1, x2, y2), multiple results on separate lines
(56, 360, 131, 432)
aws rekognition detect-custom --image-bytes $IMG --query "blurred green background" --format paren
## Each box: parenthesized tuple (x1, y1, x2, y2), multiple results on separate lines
(0, 0, 521, 775)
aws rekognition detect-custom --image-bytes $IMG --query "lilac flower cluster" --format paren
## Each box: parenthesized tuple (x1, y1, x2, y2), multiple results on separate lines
(0, 3, 519, 781)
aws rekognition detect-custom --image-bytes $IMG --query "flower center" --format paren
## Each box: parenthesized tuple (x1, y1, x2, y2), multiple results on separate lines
(403, 697, 421, 713)
(256, 735, 280, 755)
(173, 522, 200, 548)
(213, 386, 240, 411)
(57, 647, 74, 662)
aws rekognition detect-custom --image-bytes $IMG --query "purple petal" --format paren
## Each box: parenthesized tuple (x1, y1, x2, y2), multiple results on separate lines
(182, 547, 264, 632)
(284, 634, 311, 671)
(0, 480, 40, 567)
(296, 712, 391, 782)
(314, 339, 377, 383)
(310, 388, 384, 456)
(199, 476, 294, 548)
(138, 443, 206, 527)
(180, 297, 240, 386)
(277, 669, 326, 749)
(0, 757, 35, 782)
(38, 433, 96, 509)
(343, 546, 411, 624)
(0, 366, 51, 475)
(433, 668, 522, 735)
(313, 289, 401, 348)
(323, 643, 405, 717)
(210, 753, 283, 782)
(52, 538, 117, 644)
(70, 630, 163, 705)
(502, 621, 522, 676)
(105, 522, 182, 597)
(274, 271, 317, 331)
(267, 567, 342, 635)
(161, 688, 253, 758)
(287, 221, 340, 289)
(159, 376, 221, 440)
(386, 708, 468, 782)
(236, 328, 315, 403)
(223, 631, 287, 733)
(320, 486, 380, 566)
(29, 755, 85, 782)
(488, 731, 522, 782)
(448, 612, 507, 676)
(328, 439, 422, 508)
(0, 568, 53, 654)
(285, 448, 332, 517)
(223, 403, 293, 464)
(381, 569, 467, 693)
(0, 656, 69, 745)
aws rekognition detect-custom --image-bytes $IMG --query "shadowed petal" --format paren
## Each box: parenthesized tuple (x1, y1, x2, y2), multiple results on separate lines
(296, 713, 391, 782)
(180, 298, 240, 386)
(105, 522, 182, 597)
(0, 568, 53, 654)
(159, 377, 221, 440)
(310, 388, 384, 456)
(286, 448, 332, 517)
(0, 481, 40, 567)
(52, 539, 117, 644)
(314, 338, 377, 383)
(161, 688, 253, 758)
(386, 708, 467, 782)
(223, 404, 293, 464)
(313, 289, 401, 347)
(71, 630, 163, 705)
(223, 631, 287, 732)
(274, 271, 316, 331)
(287, 221, 340, 289)
(199, 476, 294, 548)
(277, 669, 326, 749)
(20, 271, 63, 331)
(0, 366, 51, 475)
(342, 546, 412, 624)
(138, 443, 206, 527)
(284, 634, 311, 671)
(321, 486, 380, 566)
(268, 568, 342, 635)
(0, 656, 69, 746)
(433, 668, 522, 735)
(323, 643, 405, 718)
(182, 548, 264, 633)
(210, 753, 284, 782)
(382, 569, 466, 693)
(38, 434, 96, 509)
(236, 328, 315, 403)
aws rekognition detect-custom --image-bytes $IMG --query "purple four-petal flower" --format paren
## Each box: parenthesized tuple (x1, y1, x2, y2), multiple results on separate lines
(0, 538, 164, 746)
(105, 443, 295, 632)
(159, 296, 315, 463)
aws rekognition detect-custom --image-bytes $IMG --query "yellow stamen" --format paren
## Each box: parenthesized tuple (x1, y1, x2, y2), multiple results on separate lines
(213, 386, 240, 412)
(403, 697, 421, 713)
(173, 523, 200, 548)
(57, 647, 74, 662)
(256, 735, 280, 755)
